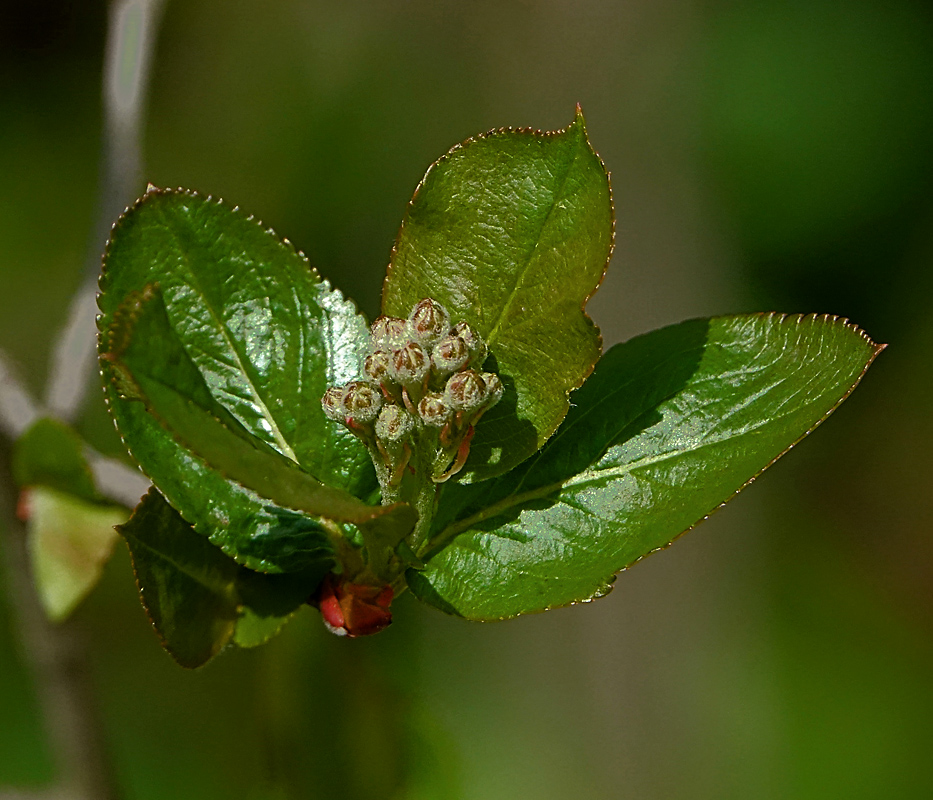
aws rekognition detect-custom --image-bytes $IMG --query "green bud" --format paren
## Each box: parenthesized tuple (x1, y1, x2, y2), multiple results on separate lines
(451, 321, 488, 367)
(342, 381, 382, 424)
(371, 316, 409, 350)
(418, 392, 452, 427)
(389, 341, 430, 385)
(375, 403, 413, 443)
(480, 372, 503, 408)
(364, 349, 392, 384)
(408, 298, 450, 347)
(321, 385, 346, 422)
(431, 334, 469, 374)
(445, 369, 487, 412)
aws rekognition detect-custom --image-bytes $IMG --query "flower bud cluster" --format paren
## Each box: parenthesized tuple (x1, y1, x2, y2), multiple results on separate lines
(321, 298, 502, 487)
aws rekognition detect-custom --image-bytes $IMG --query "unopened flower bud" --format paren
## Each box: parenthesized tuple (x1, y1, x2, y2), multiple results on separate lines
(321, 386, 346, 422)
(481, 372, 503, 408)
(451, 321, 488, 367)
(390, 341, 430, 385)
(445, 369, 487, 412)
(364, 349, 391, 384)
(418, 392, 452, 427)
(371, 316, 409, 350)
(431, 334, 469, 374)
(408, 298, 450, 347)
(375, 403, 413, 443)
(342, 381, 382, 423)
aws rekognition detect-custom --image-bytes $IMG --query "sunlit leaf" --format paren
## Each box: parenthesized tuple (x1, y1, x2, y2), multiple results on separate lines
(98, 187, 375, 496)
(102, 285, 416, 572)
(383, 108, 613, 481)
(412, 314, 884, 619)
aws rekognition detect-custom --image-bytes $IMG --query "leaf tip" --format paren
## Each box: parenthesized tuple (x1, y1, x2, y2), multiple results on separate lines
(574, 102, 585, 127)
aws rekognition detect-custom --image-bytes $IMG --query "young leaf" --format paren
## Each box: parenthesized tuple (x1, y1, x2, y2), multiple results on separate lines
(120, 489, 329, 668)
(21, 487, 126, 622)
(383, 108, 613, 481)
(103, 286, 416, 572)
(13, 417, 128, 621)
(409, 314, 884, 620)
(98, 187, 375, 498)
(13, 417, 101, 504)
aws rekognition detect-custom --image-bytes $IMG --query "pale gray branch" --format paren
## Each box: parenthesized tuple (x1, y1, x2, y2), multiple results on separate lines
(1, 4, 168, 798)
(85, 449, 150, 509)
(0, 351, 40, 439)
(45, 0, 167, 423)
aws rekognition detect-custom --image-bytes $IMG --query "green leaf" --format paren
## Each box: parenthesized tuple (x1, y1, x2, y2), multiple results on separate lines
(98, 187, 375, 498)
(383, 108, 613, 481)
(23, 487, 126, 622)
(233, 566, 321, 648)
(103, 285, 416, 572)
(13, 418, 100, 503)
(411, 314, 883, 620)
(120, 489, 328, 668)
(13, 417, 128, 620)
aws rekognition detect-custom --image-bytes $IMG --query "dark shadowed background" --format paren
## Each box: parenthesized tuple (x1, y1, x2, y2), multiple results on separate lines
(2, 1, 931, 797)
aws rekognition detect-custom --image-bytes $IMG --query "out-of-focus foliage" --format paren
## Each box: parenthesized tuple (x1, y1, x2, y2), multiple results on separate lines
(1, 0, 931, 798)
(12, 418, 126, 620)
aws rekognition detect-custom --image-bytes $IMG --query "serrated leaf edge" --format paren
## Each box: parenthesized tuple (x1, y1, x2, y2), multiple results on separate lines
(118, 490, 237, 668)
(418, 312, 885, 620)
(97, 186, 324, 320)
(382, 106, 616, 466)
(95, 189, 376, 495)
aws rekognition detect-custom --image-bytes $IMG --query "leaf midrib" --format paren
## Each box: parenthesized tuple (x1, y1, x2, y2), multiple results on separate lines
(427, 403, 801, 554)
(503, 340, 708, 498)
(130, 368, 399, 525)
(485, 136, 582, 347)
(162, 215, 299, 463)
(126, 531, 239, 606)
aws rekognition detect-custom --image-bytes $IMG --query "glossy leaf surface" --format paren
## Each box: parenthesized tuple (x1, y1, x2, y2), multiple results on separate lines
(383, 109, 613, 481)
(23, 487, 126, 622)
(411, 314, 883, 620)
(103, 286, 415, 572)
(120, 489, 328, 668)
(98, 187, 375, 497)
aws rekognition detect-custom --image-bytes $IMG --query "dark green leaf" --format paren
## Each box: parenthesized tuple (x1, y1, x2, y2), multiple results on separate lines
(411, 314, 883, 620)
(98, 187, 375, 497)
(13, 417, 100, 503)
(120, 489, 329, 668)
(233, 566, 321, 648)
(101, 285, 339, 573)
(103, 286, 416, 572)
(23, 487, 126, 622)
(383, 108, 613, 481)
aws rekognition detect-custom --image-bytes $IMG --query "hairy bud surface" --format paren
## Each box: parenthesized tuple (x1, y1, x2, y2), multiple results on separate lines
(408, 298, 450, 347)
(342, 380, 382, 423)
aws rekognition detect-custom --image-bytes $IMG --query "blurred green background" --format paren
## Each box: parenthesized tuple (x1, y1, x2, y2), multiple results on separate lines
(1, 0, 932, 797)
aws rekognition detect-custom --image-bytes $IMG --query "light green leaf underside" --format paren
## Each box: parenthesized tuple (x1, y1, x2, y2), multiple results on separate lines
(411, 314, 883, 620)
(383, 109, 613, 481)
(13, 418, 127, 621)
(25, 487, 126, 622)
